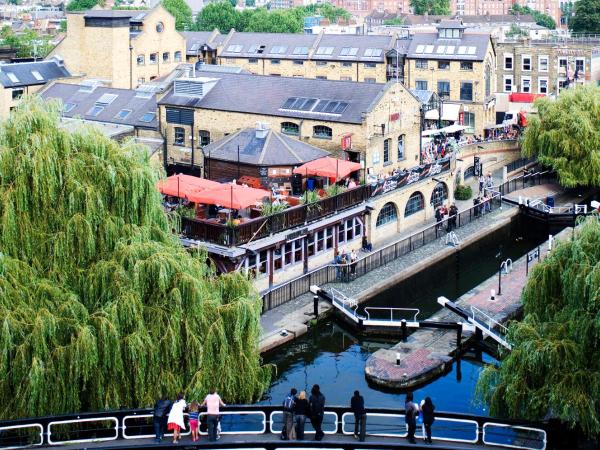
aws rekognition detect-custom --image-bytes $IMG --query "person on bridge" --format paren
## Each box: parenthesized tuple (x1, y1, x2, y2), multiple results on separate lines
(420, 397, 435, 444)
(350, 390, 366, 442)
(167, 393, 187, 444)
(294, 390, 309, 440)
(281, 388, 297, 440)
(189, 400, 200, 442)
(153, 395, 172, 443)
(202, 389, 226, 442)
(309, 384, 326, 441)
(404, 392, 418, 444)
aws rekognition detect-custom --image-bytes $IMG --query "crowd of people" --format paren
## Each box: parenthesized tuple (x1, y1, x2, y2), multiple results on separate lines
(152, 388, 437, 445)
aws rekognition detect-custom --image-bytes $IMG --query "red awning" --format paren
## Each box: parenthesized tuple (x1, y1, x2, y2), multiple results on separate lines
(293, 157, 361, 180)
(509, 93, 545, 103)
(190, 184, 270, 209)
(157, 174, 222, 199)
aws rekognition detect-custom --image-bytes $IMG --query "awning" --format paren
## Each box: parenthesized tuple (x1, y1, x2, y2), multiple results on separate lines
(190, 184, 270, 209)
(484, 123, 506, 130)
(424, 109, 439, 121)
(509, 93, 545, 103)
(157, 174, 222, 199)
(293, 156, 361, 180)
(421, 124, 467, 137)
(424, 103, 462, 122)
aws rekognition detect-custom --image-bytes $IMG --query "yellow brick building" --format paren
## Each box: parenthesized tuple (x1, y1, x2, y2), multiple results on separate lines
(49, 5, 186, 89)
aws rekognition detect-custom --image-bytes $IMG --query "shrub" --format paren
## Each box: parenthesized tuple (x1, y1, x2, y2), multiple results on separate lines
(454, 184, 473, 200)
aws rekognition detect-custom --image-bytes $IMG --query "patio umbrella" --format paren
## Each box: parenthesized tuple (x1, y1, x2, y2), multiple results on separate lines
(293, 157, 361, 181)
(191, 184, 270, 209)
(157, 174, 222, 199)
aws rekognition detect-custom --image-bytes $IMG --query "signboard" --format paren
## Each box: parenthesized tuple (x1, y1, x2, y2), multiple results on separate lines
(474, 156, 482, 177)
(390, 112, 400, 122)
(370, 157, 451, 198)
(341, 133, 352, 151)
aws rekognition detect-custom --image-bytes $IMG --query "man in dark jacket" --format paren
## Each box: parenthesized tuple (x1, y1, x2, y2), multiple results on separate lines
(153, 395, 172, 442)
(309, 384, 325, 441)
(404, 392, 418, 444)
(350, 390, 366, 441)
(281, 388, 297, 440)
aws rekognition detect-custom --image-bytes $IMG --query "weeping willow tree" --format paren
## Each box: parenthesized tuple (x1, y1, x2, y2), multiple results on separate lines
(0, 98, 271, 420)
(522, 85, 600, 188)
(476, 217, 600, 437)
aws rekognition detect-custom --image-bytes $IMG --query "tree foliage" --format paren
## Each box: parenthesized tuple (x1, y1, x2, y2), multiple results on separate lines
(196, 1, 240, 32)
(511, 4, 556, 30)
(410, 0, 450, 15)
(521, 85, 600, 188)
(66, 0, 99, 11)
(0, 98, 271, 420)
(476, 218, 600, 437)
(570, 0, 600, 34)
(162, 0, 193, 30)
(0, 27, 54, 58)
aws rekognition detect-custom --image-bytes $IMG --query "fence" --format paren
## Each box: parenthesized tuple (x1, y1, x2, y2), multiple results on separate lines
(505, 157, 535, 174)
(261, 194, 503, 312)
(497, 171, 555, 197)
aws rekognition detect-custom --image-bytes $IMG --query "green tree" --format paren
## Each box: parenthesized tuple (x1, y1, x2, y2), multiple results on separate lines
(0, 98, 271, 420)
(521, 85, 600, 187)
(245, 8, 302, 33)
(245, 0, 255, 6)
(476, 217, 600, 437)
(384, 17, 404, 25)
(506, 23, 528, 37)
(570, 0, 600, 34)
(66, 0, 99, 11)
(511, 4, 556, 29)
(410, 0, 450, 15)
(0, 27, 54, 58)
(161, 0, 193, 30)
(195, 1, 240, 32)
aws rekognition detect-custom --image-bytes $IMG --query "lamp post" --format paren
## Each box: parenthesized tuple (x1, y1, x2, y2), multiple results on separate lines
(496, 245, 503, 296)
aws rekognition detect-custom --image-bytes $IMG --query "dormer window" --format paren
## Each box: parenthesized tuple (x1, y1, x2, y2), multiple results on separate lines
(438, 28, 461, 39)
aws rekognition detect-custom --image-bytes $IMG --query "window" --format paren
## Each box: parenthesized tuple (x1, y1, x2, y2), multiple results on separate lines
(137, 77, 145, 84)
(316, 61, 327, 66)
(174, 51, 182, 62)
(576, 58, 585, 73)
(463, 111, 475, 130)
(316, 76, 327, 80)
(156, 21, 164, 33)
(87, 105, 104, 117)
(271, 59, 280, 65)
(307, 227, 334, 256)
(6, 72, 18, 83)
(397, 135, 405, 160)
(538, 55, 548, 72)
(137, 54, 145, 65)
(504, 75, 513, 93)
(364, 63, 377, 68)
(227, 44, 243, 53)
(504, 54, 513, 70)
(522, 55, 531, 71)
(199, 130, 210, 147)
(364, 48, 383, 57)
(281, 122, 299, 135)
(404, 192, 424, 217)
(538, 77, 548, 94)
(293, 60, 304, 65)
(31, 70, 43, 81)
(249, 58, 258, 64)
(521, 76, 531, 93)
(460, 61, 473, 70)
(376, 202, 397, 227)
(416, 59, 428, 69)
(383, 138, 390, 164)
(340, 47, 358, 56)
(315, 47, 334, 55)
(245, 250, 268, 277)
(274, 238, 304, 269)
(270, 45, 287, 54)
(140, 112, 156, 123)
(174, 127, 185, 145)
(166, 108, 193, 125)
(416, 80, 428, 90)
(115, 109, 131, 119)
(485, 63, 491, 98)
(338, 217, 363, 244)
(342, 62, 352, 67)
(341, 76, 352, 81)
(438, 61, 450, 70)
(430, 183, 448, 208)
(149, 53, 157, 64)
(63, 102, 76, 113)
(293, 46, 308, 55)
(313, 125, 332, 139)
(437, 81, 450, 99)
(559, 57, 567, 69)
(162, 52, 170, 63)
(364, 78, 376, 83)
(11, 88, 23, 100)
(460, 82, 473, 101)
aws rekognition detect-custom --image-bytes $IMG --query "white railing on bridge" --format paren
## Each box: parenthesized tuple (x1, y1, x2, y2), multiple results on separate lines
(469, 306, 511, 350)
(364, 307, 420, 322)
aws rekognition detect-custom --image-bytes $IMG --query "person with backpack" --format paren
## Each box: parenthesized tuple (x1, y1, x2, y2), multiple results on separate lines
(153, 395, 172, 443)
(404, 392, 418, 444)
(281, 388, 297, 440)
(350, 390, 366, 442)
(309, 384, 326, 441)
(420, 397, 435, 444)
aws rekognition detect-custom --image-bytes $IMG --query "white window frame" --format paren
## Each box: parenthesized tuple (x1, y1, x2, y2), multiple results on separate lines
(503, 75, 513, 93)
(504, 53, 513, 70)
(521, 76, 531, 93)
(521, 54, 531, 72)
(538, 55, 549, 72)
(575, 57, 585, 73)
(538, 77, 548, 94)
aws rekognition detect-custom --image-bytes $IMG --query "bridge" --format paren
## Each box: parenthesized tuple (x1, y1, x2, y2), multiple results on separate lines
(0, 406, 548, 450)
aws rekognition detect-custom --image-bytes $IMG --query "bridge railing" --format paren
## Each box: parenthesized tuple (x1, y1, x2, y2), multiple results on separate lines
(0, 405, 547, 450)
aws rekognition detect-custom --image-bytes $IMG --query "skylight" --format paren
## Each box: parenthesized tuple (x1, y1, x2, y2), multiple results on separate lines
(31, 70, 44, 81)
(315, 46, 334, 55)
(140, 112, 156, 123)
(280, 97, 348, 115)
(115, 109, 131, 119)
(467, 46, 477, 55)
(6, 72, 19, 83)
(364, 48, 382, 57)
(293, 46, 308, 55)
(425, 45, 434, 54)
(226, 44, 243, 53)
(248, 44, 259, 53)
(88, 105, 104, 117)
(436, 45, 446, 54)
(446, 46, 455, 54)
(190, 43, 201, 52)
(457, 46, 467, 54)
(340, 47, 358, 56)
(96, 93, 118, 106)
(415, 45, 425, 54)
(270, 45, 287, 54)
(63, 102, 76, 113)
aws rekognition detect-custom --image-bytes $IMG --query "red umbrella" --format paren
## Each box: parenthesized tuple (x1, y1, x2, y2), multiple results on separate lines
(157, 174, 222, 199)
(293, 157, 361, 180)
(191, 184, 270, 209)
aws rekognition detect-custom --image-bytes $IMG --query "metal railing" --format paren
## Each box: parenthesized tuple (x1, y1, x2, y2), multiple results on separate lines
(261, 194, 503, 312)
(497, 171, 555, 197)
(470, 306, 511, 350)
(505, 157, 535, 174)
(0, 405, 548, 450)
(364, 307, 420, 322)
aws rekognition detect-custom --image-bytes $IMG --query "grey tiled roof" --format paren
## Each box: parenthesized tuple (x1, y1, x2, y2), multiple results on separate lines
(83, 10, 147, 20)
(196, 64, 248, 74)
(312, 34, 395, 62)
(182, 31, 225, 53)
(41, 82, 158, 129)
(159, 72, 389, 124)
(0, 58, 71, 88)
(204, 128, 329, 166)
(410, 89, 434, 104)
(406, 32, 491, 61)
(220, 32, 318, 60)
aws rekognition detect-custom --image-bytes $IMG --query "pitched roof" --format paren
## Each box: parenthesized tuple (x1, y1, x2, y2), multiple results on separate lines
(204, 127, 329, 166)
(40, 82, 158, 129)
(182, 31, 225, 53)
(159, 72, 391, 124)
(410, 89, 434, 104)
(313, 34, 395, 62)
(83, 9, 148, 20)
(220, 32, 318, 60)
(406, 32, 491, 61)
(0, 58, 71, 88)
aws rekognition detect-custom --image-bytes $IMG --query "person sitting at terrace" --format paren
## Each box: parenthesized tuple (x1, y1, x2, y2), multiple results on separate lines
(362, 235, 373, 252)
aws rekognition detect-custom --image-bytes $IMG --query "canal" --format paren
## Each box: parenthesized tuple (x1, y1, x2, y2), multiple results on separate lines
(259, 215, 550, 414)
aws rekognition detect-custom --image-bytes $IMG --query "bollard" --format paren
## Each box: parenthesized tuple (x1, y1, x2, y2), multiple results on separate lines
(490, 289, 496, 301)
(313, 295, 319, 317)
(396, 352, 401, 366)
(475, 327, 483, 342)
(519, 195, 522, 205)
(401, 319, 407, 341)
(548, 235, 553, 252)
(456, 326, 462, 349)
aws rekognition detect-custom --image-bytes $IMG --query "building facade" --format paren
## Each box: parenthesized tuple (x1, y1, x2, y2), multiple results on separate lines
(49, 6, 186, 89)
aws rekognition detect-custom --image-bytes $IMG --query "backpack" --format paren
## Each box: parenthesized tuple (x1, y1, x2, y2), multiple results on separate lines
(283, 394, 295, 412)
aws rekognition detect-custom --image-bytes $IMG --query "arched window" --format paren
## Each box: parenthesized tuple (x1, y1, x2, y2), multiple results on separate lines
(281, 122, 299, 136)
(313, 125, 332, 139)
(430, 182, 448, 208)
(405, 192, 424, 217)
(376, 202, 398, 227)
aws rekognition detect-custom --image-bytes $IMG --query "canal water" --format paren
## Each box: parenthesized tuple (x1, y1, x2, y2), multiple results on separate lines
(259, 215, 549, 414)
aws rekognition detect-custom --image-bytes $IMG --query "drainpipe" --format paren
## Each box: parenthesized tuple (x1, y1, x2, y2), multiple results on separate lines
(191, 113, 195, 174)
(129, 45, 133, 89)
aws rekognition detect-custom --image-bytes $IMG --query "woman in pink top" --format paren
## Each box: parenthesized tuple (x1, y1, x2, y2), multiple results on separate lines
(201, 389, 226, 442)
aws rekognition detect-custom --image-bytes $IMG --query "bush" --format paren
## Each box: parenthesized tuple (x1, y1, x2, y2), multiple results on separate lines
(454, 184, 473, 200)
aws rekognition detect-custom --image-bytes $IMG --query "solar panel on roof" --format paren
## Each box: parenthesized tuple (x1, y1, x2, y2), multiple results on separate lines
(467, 46, 476, 55)
(282, 97, 298, 109)
(299, 98, 318, 111)
(291, 97, 307, 109)
(333, 102, 348, 114)
(323, 101, 339, 113)
(312, 100, 328, 112)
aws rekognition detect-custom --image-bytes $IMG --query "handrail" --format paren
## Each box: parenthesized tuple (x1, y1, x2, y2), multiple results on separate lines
(364, 307, 420, 322)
